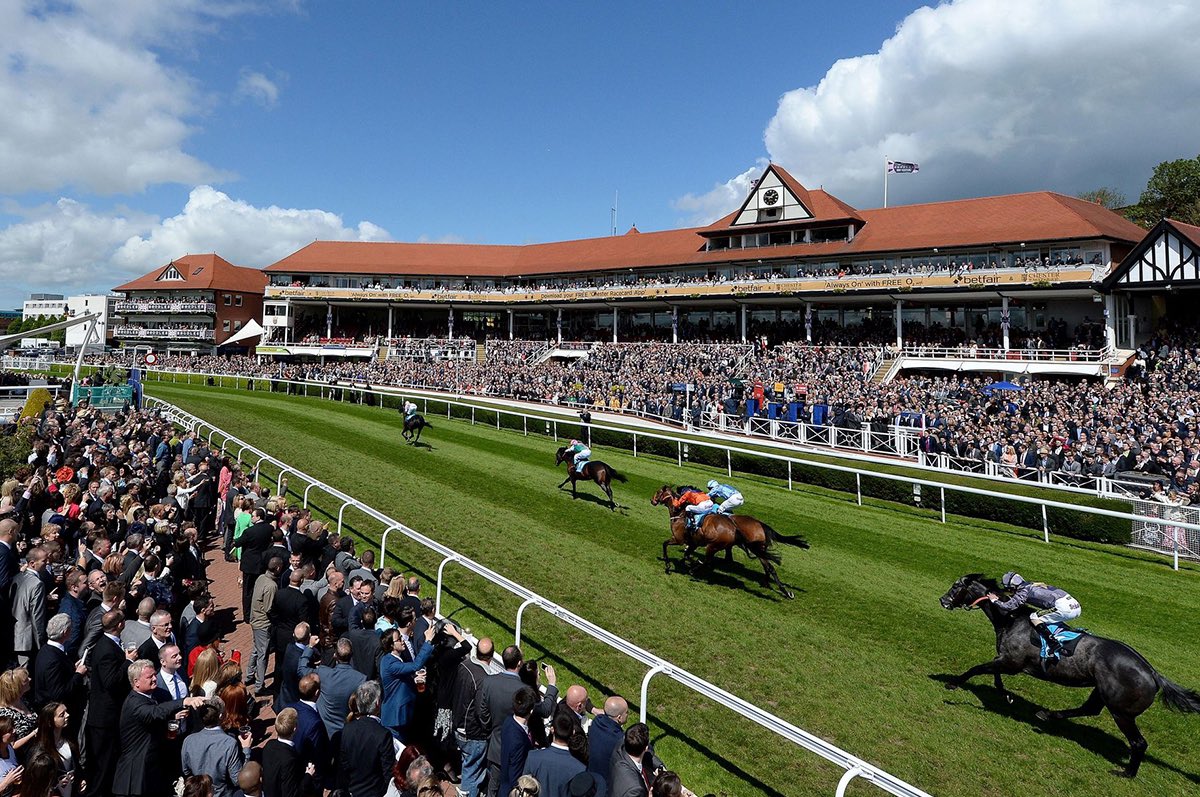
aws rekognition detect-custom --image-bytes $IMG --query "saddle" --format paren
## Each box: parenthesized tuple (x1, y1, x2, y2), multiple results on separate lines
(1031, 622, 1086, 662)
(575, 461, 589, 474)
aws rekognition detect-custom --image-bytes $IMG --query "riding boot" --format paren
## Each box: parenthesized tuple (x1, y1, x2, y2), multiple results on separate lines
(1033, 622, 1063, 657)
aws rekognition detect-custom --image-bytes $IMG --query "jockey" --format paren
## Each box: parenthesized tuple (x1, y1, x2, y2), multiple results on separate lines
(566, 439, 591, 473)
(403, 399, 418, 420)
(706, 479, 744, 514)
(989, 572, 1081, 656)
(672, 488, 714, 532)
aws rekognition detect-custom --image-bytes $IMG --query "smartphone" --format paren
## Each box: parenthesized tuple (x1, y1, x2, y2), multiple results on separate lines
(539, 661, 548, 671)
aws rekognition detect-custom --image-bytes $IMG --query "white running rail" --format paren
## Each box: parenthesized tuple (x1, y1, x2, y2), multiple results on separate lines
(144, 395, 936, 797)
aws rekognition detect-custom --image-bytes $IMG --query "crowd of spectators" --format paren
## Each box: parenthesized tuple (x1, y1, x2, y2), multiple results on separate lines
(0, 397, 705, 797)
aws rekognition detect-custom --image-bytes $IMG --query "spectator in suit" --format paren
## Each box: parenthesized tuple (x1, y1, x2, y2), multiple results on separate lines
(273, 623, 309, 714)
(181, 698, 251, 797)
(479, 646, 558, 797)
(297, 638, 365, 738)
(119, 597, 156, 652)
(247, 556, 282, 690)
(289, 674, 329, 786)
(331, 575, 373, 638)
(524, 711, 587, 797)
(84, 609, 134, 797)
(79, 581, 123, 658)
(58, 569, 90, 660)
(347, 607, 382, 678)
(157, 644, 191, 703)
(587, 696, 628, 782)
(317, 569, 344, 649)
(112, 659, 206, 797)
(498, 687, 538, 797)
(608, 724, 663, 797)
(13, 548, 49, 667)
(135, 610, 176, 667)
(336, 680, 395, 797)
(379, 610, 439, 743)
(0, 521, 20, 665)
(31, 614, 87, 720)
(262, 708, 317, 797)
(399, 575, 422, 617)
(270, 570, 316, 692)
(231, 508, 273, 623)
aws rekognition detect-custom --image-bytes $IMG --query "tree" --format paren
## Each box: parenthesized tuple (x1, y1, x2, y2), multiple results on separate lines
(1129, 155, 1200, 226)
(1077, 187, 1127, 209)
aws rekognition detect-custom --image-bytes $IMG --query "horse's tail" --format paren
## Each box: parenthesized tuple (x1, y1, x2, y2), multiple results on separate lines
(607, 465, 627, 483)
(760, 521, 810, 551)
(423, 418, 433, 427)
(1157, 674, 1200, 713)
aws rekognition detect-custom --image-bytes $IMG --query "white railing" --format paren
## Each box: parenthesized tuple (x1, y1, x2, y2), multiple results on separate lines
(146, 395, 934, 797)
(112, 326, 215, 341)
(133, 369, 1200, 569)
(114, 300, 216, 314)
(898, 344, 1113, 363)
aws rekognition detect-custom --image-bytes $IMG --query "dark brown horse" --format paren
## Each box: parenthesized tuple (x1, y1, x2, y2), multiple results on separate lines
(650, 485, 798, 599)
(941, 573, 1200, 777)
(554, 446, 626, 509)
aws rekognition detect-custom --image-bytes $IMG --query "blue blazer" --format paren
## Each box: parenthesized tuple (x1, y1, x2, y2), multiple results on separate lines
(524, 745, 586, 797)
(290, 700, 330, 780)
(499, 717, 534, 797)
(379, 643, 433, 733)
(59, 594, 89, 659)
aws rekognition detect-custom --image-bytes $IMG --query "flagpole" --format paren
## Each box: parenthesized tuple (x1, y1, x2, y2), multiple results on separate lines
(883, 156, 889, 208)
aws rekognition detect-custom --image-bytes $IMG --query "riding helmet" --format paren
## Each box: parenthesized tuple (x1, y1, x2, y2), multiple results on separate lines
(707, 480, 719, 492)
(1002, 571, 1025, 589)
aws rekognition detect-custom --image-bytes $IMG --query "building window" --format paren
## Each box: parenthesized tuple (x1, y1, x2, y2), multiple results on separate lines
(222, 320, 231, 332)
(235, 295, 243, 307)
(223, 294, 232, 306)
(234, 320, 242, 330)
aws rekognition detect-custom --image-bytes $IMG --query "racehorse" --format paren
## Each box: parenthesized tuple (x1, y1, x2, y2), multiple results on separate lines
(940, 573, 1200, 777)
(650, 485, 799, 600)
(554, 446, 626, 509)
(401, 413, 432, 445)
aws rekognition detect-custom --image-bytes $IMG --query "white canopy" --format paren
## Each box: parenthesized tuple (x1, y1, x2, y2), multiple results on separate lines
(221, 318, 263, 346)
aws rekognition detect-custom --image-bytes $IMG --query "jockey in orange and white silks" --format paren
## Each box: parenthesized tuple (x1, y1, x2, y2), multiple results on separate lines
(672, 488, 714, 530)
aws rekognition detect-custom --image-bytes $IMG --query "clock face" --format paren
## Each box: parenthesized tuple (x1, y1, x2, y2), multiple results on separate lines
(762, 189, 779, 206)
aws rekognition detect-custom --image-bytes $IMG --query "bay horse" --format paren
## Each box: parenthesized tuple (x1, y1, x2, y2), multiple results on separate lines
(401, 413, 432, 444)
(554, 446, 626, 509)
(650, 485, 797, 600)
(940, 573, 1200, 777)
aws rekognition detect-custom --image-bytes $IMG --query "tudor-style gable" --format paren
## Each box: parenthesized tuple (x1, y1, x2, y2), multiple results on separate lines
(1105, 218, 1200, 289)
(733, 164, 813, 225)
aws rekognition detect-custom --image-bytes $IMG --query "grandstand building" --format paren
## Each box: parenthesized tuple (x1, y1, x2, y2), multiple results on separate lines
(113, 254, 267, 355)
(258, 164, 1153, 371)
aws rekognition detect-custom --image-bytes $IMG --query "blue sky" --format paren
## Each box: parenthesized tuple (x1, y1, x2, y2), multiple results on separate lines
(2, 0, 1197, 301)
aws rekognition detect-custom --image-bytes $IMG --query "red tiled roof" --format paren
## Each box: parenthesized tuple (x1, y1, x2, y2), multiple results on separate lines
(262, 188, 1146, 279)
(114, 254, 268, 294)
(1166, 218, 1200, 249)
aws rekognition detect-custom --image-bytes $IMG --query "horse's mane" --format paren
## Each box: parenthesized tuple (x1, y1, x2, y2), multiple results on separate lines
(965, 573, 1003, 592)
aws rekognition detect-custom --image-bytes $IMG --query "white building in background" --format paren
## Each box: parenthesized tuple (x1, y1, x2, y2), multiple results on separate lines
(65, 294, 116, 353)
(21, 294, 66, 320)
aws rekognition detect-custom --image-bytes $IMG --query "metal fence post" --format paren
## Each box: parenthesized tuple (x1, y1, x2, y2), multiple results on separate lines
(523, 416, 527, 436)
(855, 473, 862, 506)
(514, 598, 538, 647)
(727, 449, 732, 477)
(337, 500, 356, 535)
(639, 664, 668, 725)
(435, 554, 458, 618)
(677, 441, 682, 467)
(836, 766, 867, 797)
(1042, 504, 1049, 543)
(787, 461, 792, 490)
(471, 407, 475, 425)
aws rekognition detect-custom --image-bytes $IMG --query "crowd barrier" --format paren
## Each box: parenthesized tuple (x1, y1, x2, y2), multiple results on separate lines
(145, 395, 935, 797)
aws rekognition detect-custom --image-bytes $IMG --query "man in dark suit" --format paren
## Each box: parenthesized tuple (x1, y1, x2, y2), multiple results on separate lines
(262, 707, 318, 797)
(58, 569, 90, 659)
(231, 508, 273, 623)
(336, 681, 394, 797)
(290, 674, 330, 785)
(112, 658, 206, 797)
(346, 606, 381, 678)
(0, 519, 24, 666)
(32, 614, 88, 722)
(134, 610, 176, 667)
(524, 711, 586, 797)
(607, 723, 663, 797)
(478, 646, 559, 797)
(270, 570, 316, 691)
(84, 609, 134, 797)
(587, 696, 628, 782)
(188, 461, 215, 534)
(274, 623, 310, 714)
(498, 687, 538, 797)
(331, 575, 374, 637)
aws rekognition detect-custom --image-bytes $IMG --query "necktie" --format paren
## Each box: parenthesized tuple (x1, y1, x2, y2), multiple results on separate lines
(174, 674, 184, 700)
(404, 637, 414, 659)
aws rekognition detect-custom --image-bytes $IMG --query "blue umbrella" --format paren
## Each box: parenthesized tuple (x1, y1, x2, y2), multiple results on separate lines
(983, 380, 1025, 394)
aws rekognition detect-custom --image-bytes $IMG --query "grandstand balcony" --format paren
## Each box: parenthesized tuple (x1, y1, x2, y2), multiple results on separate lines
(887, 343, 1124, 379)
(254, 337, 378, 358)
(114, 300, 216, 314)
(113, 325, 215, 341)
(263, 264, 1101, 306)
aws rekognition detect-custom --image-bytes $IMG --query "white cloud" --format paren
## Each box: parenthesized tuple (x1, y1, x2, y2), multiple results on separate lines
(0, 1, 290, 195)
(701, 0, 1200, 212)
(0, 187, 390, 298)
(672, 163, 767, 226)
(236, 69, 281, 109)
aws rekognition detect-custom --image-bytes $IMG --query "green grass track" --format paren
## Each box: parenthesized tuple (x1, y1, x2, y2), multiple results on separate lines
(147, 382, 1200, 797)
